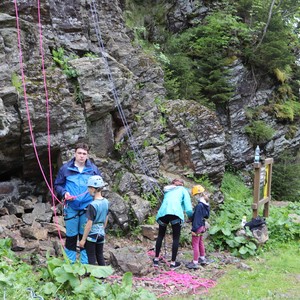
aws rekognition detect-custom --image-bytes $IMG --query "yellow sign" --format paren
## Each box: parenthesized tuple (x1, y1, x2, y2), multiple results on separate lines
(263, 165, 269, 198)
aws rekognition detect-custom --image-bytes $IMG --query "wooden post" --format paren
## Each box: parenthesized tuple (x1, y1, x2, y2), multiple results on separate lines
(252, 162, 261, 218)
(252, 158, 273, 218)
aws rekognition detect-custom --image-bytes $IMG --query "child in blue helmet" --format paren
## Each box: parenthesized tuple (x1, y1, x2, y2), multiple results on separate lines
(186, 185, 210, 269)
(79, 175, 109, 265)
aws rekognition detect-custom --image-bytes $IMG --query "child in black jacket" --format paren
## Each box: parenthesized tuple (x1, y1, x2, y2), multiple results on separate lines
(186, 185, 210, 269)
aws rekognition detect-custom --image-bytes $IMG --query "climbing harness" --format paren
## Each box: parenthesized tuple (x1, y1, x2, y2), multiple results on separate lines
(63, 209, 86, 221)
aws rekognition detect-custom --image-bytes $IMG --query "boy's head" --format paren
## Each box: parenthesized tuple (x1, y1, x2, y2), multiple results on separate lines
(191, 185, 205, 197)
(87, 175, 106, 194)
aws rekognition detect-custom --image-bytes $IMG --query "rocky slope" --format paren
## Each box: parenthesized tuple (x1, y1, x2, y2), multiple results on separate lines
(0, 0, 299, 245)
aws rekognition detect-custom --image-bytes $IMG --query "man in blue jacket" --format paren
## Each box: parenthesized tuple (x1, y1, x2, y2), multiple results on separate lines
(54, 143, 102, 263)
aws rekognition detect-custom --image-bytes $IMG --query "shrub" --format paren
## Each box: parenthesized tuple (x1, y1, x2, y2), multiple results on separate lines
(208, 172, 257, 258)
(244, 120, 275, 144)
(271, 150, 300, 202)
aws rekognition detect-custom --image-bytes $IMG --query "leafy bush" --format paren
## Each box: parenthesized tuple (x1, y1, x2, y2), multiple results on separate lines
(208, 172, 257, 258)
(209, 172, 300, 258)
(273, 100, 300, 122)
(271, 150, 300, 202)
(266, 202, 300, 245)
(0, 239, 156, 300)
(244, 120, 275, 144)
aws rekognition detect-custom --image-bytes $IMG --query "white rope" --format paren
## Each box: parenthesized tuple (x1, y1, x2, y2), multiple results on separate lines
(89, 0, 163, 198)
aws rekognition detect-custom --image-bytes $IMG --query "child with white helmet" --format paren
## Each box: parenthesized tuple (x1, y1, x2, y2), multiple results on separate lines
(186, 185, 210, 269)
(79, 175, 109, 265)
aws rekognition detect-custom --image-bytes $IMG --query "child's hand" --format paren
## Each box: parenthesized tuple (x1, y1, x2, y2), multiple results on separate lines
(79, 240, 85, 248)
(191, 231, 197, 236)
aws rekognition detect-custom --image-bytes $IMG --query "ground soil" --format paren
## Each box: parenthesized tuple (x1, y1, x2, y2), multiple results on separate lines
(103, 234, 243, 299)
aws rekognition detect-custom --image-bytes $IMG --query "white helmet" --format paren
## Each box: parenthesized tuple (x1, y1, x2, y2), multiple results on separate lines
(87, 175, 105, 188)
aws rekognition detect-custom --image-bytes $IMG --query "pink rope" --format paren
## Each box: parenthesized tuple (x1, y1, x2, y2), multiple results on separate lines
(108, 270, 216, 297)
(14, 0, 66, 244)
(147, 250, 216, 296)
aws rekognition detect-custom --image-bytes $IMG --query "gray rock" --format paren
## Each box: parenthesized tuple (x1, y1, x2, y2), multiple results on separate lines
(109, 246, 151, 276)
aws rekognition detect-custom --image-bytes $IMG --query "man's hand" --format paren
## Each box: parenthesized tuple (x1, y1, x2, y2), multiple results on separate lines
(64, 192, 74, 200)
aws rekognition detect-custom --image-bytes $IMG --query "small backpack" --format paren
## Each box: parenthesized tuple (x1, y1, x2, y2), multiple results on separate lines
(245, 216, 266, 230)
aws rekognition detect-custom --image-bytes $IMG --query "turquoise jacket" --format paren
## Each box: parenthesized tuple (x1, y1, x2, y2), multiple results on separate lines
(87, 198, 109, 239)
(156, 185, 193, 222)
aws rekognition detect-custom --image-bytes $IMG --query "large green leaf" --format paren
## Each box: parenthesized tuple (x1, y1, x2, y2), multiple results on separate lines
(85, 265, 114, 278)
(221, 227, 232, 236)
(53, 267, 79, 286)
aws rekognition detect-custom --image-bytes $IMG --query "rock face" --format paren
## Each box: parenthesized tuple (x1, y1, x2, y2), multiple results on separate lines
(0, 0, 299, 255)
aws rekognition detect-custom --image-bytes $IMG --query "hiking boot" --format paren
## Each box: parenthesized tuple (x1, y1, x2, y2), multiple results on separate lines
(170, 261, 181, 270)
(185, 261, 199, 269)
(198, 258, 208, 265)
(153, 258, 159, 268)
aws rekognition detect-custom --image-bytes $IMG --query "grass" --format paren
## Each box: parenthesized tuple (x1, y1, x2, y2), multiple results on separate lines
(205, 241, 300, 300)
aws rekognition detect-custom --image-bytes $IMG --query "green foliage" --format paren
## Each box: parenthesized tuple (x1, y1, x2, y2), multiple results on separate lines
(209, 171, 300, 258)
(245, 13, 296, 75)
(0, 239, 42, 300)
(154, 96, 167, 113)
(125, 0, 300, 110)
(146, 215, 156, 225)
(179, 226, 192, 247)
(83, 52, 98, 58)
(114, 141, 124, 151)
(142, 190, 160, 209)
(74, 83, 84, 104)
(266, 202, 300, 245)
(93, 272, 157, 300)
(273, 100, 300, 122)
(208, 172, 256, 258)
(0, 239, 156, 299)
(285, 124, 298, 139)
(162, 10, 250, 104)
(186, 173, 215, 194)
(271, 150, 300, 202)
(11, 72, 23, 95)
(244, 120, 275, 144)
(52, 47, 78, 78)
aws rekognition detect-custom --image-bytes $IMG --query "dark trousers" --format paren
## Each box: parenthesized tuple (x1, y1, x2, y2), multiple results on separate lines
(85, 241, 105, 265)
(155, 215, 181, 262)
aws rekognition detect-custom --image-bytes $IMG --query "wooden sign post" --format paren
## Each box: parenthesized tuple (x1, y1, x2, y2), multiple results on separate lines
(252, 158, 273, 218)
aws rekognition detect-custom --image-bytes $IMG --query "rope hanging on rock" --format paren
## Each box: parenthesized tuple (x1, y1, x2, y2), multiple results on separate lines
(14, 0, 64, 245)
(89, 0, 163, 197)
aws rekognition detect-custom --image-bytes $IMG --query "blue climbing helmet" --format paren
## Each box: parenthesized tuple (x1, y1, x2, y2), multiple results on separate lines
(87, 175, 105, 188)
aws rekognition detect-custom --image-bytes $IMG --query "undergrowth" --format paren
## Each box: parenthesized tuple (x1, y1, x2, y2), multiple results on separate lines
(0, 239, 156, 300)
(208, 172, 300, 257)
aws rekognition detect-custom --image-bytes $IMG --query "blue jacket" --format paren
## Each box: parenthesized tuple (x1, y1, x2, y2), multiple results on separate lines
(191, 200, 210, 232)
(54, 158, 101, 211)
(156, 185, 193, 222)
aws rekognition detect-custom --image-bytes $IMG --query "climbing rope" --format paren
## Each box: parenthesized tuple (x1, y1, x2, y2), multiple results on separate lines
(108, 270, 216, 298)
(14, 0, 64, 246)
(89, 0, 163, 198)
